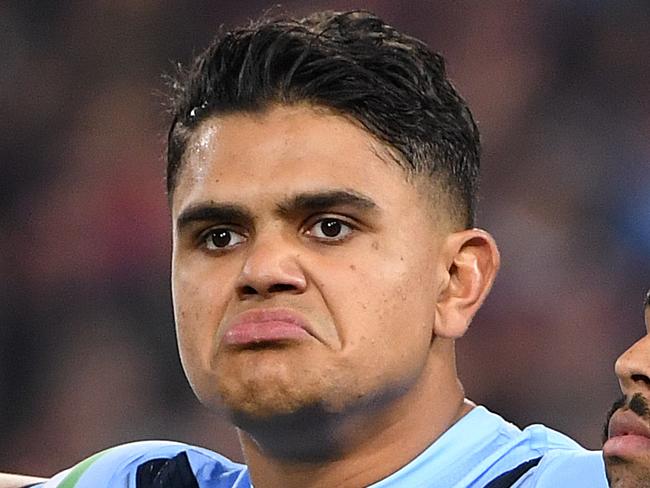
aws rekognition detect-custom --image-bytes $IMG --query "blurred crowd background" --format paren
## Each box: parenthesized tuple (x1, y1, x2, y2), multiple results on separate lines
(1, 0, 649, 476)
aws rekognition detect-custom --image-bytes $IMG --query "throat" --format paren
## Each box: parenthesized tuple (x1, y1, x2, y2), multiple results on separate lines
(236, 395, 472, 488)
(235, 404, 352, 462)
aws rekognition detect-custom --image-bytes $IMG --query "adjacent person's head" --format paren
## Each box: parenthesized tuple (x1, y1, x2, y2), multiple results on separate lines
(165, 10, 499, 459)
(604, 290, 650, 487)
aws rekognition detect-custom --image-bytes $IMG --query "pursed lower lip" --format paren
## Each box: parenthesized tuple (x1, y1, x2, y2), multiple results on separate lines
(603, 434, 650, 458)
(223, 311, 313, 346)
(604, 410, 650, 458)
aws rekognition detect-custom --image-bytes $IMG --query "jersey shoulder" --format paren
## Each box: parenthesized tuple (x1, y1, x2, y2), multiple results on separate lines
(40, 440, 249, 488)
(514, 448, 607, 488)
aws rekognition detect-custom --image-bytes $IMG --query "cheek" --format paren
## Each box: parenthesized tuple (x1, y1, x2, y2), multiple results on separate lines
(173, 284, 202, 374)
(172, 268, 224, 374)
(320, 255, 436, 399)
(326, 250, 437, 352)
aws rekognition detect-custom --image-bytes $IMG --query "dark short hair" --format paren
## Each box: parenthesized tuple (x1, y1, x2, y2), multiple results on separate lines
(167, 10, 481, 227)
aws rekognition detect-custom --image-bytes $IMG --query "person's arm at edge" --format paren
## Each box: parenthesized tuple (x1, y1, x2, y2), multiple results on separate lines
(0, 473, 47, 488)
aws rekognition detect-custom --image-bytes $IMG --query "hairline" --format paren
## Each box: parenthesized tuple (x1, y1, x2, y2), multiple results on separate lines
(168, 101, 465, 230)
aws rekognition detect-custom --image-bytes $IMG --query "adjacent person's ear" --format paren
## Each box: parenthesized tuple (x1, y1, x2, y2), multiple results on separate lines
(433, 229, 500, 339)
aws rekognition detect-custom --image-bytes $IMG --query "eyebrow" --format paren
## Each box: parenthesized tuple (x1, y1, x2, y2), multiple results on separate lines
(276, 190, 378, 216)
(175, 190, 379, 232)
(176, 203, 254, 231)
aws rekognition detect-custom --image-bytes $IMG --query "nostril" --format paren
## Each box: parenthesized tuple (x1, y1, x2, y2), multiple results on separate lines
(241, 285, 257, 296)
(631, 374, 650, 386)
(268, 283, 297, 293)
(239, 283, 297, 297)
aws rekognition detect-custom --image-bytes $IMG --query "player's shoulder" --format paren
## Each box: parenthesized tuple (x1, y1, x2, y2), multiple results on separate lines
(39, 440, 249, 488)
(513, 447, 607, 488)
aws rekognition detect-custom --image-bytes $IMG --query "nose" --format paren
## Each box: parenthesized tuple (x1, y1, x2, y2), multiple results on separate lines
(615, 335, 650, 396)
(235, 235, 307, 299)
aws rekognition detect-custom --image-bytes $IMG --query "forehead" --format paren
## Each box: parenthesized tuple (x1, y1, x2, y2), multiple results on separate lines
(172, 105, 427, 215)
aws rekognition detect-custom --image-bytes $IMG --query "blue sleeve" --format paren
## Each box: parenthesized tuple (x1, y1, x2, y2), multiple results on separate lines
(39, 440, 249, 488)
(514, 449, 608, 487)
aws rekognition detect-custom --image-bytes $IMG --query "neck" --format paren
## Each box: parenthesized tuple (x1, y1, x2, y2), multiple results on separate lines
(237, 340, 472, 488)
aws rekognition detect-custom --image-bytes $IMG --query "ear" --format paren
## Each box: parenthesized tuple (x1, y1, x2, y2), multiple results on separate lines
(433, 229, 500, 339)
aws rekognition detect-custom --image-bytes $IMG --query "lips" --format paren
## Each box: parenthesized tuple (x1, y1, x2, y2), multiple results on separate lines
(222, 308, 314, 346)
(604, 409, 650, 458)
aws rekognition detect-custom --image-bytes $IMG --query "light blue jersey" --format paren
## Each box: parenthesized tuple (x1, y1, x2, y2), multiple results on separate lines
(37, 406, 607, 487)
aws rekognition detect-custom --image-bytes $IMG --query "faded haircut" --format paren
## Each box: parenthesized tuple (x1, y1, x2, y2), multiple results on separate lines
(166, 10, 481, 227)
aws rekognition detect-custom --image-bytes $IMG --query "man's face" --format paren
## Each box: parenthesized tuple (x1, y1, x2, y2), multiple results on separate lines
(604, 299, 650, 487)
(170, 105, 453, 421)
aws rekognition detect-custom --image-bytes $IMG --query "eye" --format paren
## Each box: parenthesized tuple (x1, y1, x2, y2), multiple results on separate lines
(202, 228, 246, 251)
(307, 218, 353, 241)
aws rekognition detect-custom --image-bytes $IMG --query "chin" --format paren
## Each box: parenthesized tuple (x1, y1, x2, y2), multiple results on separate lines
(211, 363, 331, 420)
(205, 348, 354, 417)
(606, 460, 650, 488)
(222, 384, 315, 420)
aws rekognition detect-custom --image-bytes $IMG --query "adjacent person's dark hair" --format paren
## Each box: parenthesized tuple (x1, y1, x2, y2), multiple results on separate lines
(166, 10, 481, 227)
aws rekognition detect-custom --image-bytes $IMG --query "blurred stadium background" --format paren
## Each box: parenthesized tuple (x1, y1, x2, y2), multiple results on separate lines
(1, 0, 648, 475)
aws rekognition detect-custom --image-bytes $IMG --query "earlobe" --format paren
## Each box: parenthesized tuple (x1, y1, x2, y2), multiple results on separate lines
(433, 229, 500, 339)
